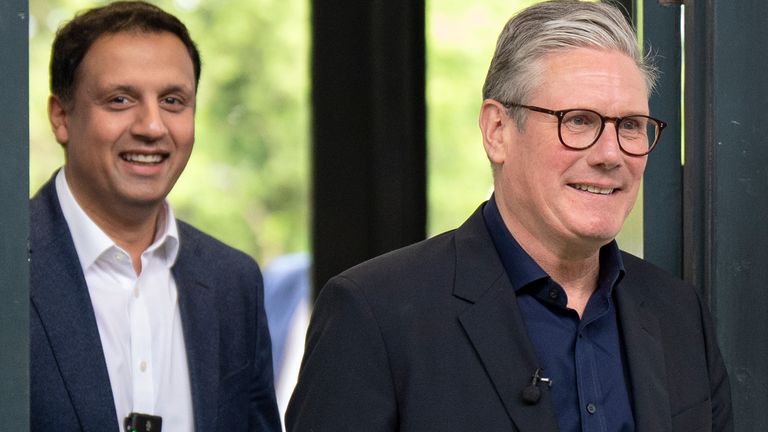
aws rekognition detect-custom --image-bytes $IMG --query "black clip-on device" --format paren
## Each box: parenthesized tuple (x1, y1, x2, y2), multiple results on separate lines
(124, 412, 162, 432)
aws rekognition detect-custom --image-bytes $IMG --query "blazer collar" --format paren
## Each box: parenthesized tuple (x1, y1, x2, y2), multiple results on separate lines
(614, 259, 673, 432)
(173, 225, 220, 432)
(30, 176, 119, 431)
(454, 205, 559, 431)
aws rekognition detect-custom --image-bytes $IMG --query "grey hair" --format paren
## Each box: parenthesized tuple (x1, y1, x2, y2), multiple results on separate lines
(482, 0, 659, 127)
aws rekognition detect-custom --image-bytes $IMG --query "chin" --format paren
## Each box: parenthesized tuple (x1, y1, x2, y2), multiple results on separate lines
(121, 192, 169, 208)
(574, 223, 622, 245)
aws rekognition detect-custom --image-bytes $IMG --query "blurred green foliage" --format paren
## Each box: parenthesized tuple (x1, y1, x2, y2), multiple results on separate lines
(29, 0, 310, 265)
(426, 0, 542, 236)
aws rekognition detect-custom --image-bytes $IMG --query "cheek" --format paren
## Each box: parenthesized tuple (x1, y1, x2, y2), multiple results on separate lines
(626, 158, 648, 184)
(65, 141, 101, 175)
(168, 117, 195, 149)
(539, 151, 581, 188)
(72, 111, 124, 145)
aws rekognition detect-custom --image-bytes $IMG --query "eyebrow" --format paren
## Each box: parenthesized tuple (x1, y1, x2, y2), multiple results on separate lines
(96, 83, 195, 97)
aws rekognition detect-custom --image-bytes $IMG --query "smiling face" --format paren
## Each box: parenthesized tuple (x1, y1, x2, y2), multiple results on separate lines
(49, 31, 196, 223)
(484, 47, 649, 258)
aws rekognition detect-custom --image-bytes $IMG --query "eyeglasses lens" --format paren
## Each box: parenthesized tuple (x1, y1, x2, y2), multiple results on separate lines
(560, 110, 658, 155)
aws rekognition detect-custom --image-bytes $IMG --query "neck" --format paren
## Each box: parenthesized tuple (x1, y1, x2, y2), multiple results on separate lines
(495, 199, 603, 317)
(80, 199, 165, 275)
(540, 256, 600, 317)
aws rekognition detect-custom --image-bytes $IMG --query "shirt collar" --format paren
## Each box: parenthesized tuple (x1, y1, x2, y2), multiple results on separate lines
(482, 193, 625, 293)
(150, 203, 180, 268)
(597, 239, 625, 295)
(55, 168, 180, 273)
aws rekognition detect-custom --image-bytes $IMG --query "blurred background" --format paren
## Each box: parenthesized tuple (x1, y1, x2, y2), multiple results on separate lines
(29, 0, 642, 270)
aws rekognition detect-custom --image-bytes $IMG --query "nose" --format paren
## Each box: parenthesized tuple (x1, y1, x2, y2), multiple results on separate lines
(131, 101, 168, 142)
(586, 121, 623, 169)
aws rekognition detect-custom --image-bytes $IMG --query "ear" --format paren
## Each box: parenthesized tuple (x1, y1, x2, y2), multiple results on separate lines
(48, 95, 70, 147)
(478, 99, 510, 165)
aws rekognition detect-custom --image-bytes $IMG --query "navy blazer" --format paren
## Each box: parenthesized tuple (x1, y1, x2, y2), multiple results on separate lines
(286, 205, 733, 431)
(30, 176, 281, 432)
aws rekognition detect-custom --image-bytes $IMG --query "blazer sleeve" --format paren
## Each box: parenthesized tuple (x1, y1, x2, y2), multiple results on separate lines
(286, 275, 398, 431)
(250, 265, 283, 431)
(698, 289, 734, 432)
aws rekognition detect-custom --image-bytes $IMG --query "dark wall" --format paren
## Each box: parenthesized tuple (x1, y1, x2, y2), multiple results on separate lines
(0, 0, 29, 429)
(684, 0, 768, 428)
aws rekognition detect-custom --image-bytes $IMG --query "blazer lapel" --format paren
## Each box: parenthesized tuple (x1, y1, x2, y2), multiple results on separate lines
(454, 209, 559, 432)
(615, 267, 672, 432)
(30, 179, 118, 431)
(174, 231, 220, 432)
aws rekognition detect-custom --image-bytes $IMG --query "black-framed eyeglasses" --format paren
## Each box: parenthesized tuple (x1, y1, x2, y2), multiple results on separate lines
(500, 101, 667, 156)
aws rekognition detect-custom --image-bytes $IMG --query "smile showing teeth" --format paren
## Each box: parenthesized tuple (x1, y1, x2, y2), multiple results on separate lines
(571, 184, 615, 195)
(122, 153, 164, 164)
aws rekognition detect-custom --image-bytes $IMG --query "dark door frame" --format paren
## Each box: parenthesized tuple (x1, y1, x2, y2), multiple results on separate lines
(0, 0, 30, 429)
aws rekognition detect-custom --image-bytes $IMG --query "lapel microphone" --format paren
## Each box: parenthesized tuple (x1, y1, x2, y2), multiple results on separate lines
(124, 412, 162, 432)
(521, 368, 552, 405)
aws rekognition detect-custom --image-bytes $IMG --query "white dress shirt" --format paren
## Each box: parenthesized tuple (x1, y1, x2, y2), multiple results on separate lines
(56, 169, 194, 432)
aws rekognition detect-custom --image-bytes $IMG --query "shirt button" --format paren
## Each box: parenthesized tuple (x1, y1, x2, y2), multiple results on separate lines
(548, 289, 559, 300)
(133, 287, 140, 298)
(139, 360, 147, 372)
(586, 403, 597, 414)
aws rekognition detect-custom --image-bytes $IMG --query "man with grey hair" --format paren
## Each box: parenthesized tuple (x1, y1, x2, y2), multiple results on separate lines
(287, 1, 733, 431)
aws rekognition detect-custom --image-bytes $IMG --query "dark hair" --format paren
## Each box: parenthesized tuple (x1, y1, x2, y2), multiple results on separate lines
(50, 0, 202, 103)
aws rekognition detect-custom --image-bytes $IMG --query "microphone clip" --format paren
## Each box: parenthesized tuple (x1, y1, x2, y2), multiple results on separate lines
(521, 368, 552, 405)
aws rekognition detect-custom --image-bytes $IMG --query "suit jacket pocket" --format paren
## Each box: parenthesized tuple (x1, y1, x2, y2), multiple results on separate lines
(671, 398, 711, 432)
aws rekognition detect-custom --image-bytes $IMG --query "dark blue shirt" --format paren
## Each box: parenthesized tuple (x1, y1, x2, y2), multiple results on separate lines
(483, 197, 635, 432)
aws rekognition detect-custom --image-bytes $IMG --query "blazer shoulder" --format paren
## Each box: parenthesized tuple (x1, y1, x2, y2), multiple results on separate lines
(338, 229, 457, 285)
(619, 251, 706, 323)
(621, 252, 695, 293)
(176, 220, 261, 272)
(327, 206, 496, 305)
(29, 175, 63, 244)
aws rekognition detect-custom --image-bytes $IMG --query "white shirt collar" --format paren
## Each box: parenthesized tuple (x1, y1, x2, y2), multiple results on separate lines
(55, 168, 180, 273)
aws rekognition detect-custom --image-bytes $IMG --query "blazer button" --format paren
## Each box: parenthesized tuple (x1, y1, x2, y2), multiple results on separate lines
(586, 403, 597, 414)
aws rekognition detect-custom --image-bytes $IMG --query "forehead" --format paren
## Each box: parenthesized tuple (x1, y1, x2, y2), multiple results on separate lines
(75, 31, 195, 91)
(531, 47, 648, 112)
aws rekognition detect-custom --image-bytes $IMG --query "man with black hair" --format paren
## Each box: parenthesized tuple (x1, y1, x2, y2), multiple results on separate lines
(30, 2, 280, 430)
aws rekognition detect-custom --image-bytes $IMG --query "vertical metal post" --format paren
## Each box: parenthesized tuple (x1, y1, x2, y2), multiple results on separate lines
(311, 0, 426, 295)
(0, 0, 30, 429)
(683, 0, 715, 299)
(642, 0, 683, 276)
